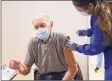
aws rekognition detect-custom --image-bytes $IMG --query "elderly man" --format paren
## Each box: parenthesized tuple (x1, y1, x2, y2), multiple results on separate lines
(9, 13, 78, 80)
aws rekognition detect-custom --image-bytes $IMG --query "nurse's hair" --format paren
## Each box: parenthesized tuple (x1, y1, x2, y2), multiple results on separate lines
(72, 0, 112, 45)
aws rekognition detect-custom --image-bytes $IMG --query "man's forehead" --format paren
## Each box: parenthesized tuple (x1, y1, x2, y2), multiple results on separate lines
(36, 16, 46, 22)
(36, 18, 45, 23)
(33, 17, 46, 25)
(32, 13, 51, 27)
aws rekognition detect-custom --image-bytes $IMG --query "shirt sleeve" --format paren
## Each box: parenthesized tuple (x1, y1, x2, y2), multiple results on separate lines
(76, 25, 105, 55)
(24, 38, 35, 67)
(57, 33, 69, 52)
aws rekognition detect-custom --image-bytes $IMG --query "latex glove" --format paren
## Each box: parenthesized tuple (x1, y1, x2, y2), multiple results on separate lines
(76, 30, 88, 36)
(66, 40, 78, 51)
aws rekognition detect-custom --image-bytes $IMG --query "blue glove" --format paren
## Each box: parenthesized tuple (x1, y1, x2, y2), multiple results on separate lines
(66, 40, 78, 51)
(76, 30, 88, 36)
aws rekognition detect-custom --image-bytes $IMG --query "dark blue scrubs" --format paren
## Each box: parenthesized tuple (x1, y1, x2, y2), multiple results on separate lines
(76, 15, 112, 80)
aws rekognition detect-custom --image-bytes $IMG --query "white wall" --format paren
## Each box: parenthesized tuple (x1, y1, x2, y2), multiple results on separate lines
(0, 0, 2, 68)
(2, 1, 89, 80)
(0, 1, 2, 80)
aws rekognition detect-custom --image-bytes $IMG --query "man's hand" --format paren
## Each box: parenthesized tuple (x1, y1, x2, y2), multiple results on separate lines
(9, 60, 31, 75)
(76, 30, 88, 36)
(9, 60, 21, 70)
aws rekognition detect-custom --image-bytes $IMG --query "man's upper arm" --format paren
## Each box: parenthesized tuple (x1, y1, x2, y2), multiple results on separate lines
(63, 47, 77, 67)
(63, 38, 77, 67)
(59, 34, 77, 66)
(24, 38, 35, 68)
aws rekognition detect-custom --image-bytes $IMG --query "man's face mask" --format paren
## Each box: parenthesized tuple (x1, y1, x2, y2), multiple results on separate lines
(36, 27, 50, 41)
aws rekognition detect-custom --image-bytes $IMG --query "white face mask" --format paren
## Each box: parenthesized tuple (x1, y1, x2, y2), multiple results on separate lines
(78, 11, 90, 16)
(36, 27, 50, 41)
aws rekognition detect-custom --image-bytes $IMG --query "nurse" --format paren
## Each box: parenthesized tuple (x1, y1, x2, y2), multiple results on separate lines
(66, 0, 112, 80)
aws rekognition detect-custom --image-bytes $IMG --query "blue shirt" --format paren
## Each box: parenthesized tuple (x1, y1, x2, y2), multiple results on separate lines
(76, 15, 112, 67)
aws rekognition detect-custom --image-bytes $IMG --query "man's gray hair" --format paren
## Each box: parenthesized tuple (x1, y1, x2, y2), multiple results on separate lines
(37, 13, 52, 22)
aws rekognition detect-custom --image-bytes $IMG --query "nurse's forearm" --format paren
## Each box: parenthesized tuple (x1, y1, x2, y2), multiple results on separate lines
(76, 44, 104, 55)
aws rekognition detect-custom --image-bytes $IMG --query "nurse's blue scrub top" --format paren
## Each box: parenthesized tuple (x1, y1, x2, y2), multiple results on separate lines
(76, 15, 112, 67)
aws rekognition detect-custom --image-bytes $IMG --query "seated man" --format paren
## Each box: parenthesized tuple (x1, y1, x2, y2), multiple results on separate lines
(9, 13, 79, 80)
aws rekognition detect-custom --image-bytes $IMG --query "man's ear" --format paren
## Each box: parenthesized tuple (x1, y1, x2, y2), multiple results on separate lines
(50, 21, 53, 27)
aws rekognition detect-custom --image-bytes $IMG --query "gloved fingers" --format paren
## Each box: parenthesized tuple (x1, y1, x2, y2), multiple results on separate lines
(76, 30, 80, 36)
(65, 36, 70, 42)
(76, 30, 87, 36)
(76, 30, 79, 33)
(72, 43, 78, 46)
(65, 45, 71, 50)
(66, 42, 70, 48)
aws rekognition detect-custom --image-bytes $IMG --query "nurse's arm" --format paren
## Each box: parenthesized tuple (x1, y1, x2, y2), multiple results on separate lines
(76, 27, 105, 55)
(87, 28, 94, 37)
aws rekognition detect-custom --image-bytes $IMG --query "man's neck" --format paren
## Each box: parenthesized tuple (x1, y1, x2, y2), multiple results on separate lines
(43, 34, 51, 44)
(40, 33, 51, 44)
(43, 40, 48, 44)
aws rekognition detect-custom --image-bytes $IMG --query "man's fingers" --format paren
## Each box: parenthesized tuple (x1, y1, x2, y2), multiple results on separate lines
(11, 60, 18, 62)
(10, 60, 16, 65)
(10, 60, 20, 64)
(9, 61, 15, 67)
(9, 61, 18, 67)
(9, 61, 19, 69)
(14, 60, 20, 64)
(9, 60, 14, 64)
(10, 60, 15, 62)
